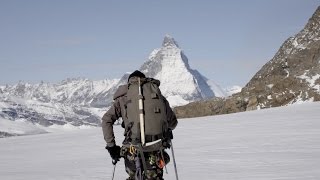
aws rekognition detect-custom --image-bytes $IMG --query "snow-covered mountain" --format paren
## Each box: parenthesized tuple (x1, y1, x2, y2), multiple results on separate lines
(91, 35, 224, 107)
(0, 78, 119, 136)
(0, 35, 225, 135)
(141, 35, 218, 105)
(0, 78, 120, 136)
(0, 78, 119, 106)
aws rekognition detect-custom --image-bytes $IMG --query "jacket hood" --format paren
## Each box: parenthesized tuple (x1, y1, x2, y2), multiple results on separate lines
(113, 85, 128, 100)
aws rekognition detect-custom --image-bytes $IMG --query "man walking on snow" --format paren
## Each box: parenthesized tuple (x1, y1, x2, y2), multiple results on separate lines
(102, 70, 178, 180)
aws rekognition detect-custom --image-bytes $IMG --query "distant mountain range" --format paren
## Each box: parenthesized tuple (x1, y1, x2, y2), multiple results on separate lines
(0, 35, 227, 137)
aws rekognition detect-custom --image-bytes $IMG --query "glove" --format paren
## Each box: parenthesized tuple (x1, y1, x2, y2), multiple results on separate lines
(162, 139, 171, 149)
(105, 145, 121, 162)
(167, 129, 173, 139)
(163, 130, 173, 148)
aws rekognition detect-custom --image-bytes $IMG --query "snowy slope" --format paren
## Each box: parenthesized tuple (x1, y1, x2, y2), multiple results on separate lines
(0, 102, 319, 180)
(206, 80, 228, 97)
(0, 117, 47, 137)
(224, 85, 242, 96)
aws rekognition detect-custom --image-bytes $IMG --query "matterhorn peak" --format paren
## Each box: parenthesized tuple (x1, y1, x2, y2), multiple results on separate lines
(162, 34, 179, 48)
(136, 35, 223, 106)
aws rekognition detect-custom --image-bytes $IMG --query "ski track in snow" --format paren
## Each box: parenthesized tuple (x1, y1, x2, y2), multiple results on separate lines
(1, 102, 320, 180)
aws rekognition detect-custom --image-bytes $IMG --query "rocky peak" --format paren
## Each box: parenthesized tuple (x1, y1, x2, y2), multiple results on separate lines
(162, 34, 179, 48)
(293, 6, 320, 50)
(174, 6, 320, 119)
(305, 6, 320, 31)
(243, 6, 320, 108)
(141, 35, 216, 105)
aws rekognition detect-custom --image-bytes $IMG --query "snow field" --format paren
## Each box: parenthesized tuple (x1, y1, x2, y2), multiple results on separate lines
(0, 102, 320, 180)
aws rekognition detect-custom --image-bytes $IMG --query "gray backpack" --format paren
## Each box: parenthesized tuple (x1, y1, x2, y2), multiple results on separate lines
(125, 77, 168, 151)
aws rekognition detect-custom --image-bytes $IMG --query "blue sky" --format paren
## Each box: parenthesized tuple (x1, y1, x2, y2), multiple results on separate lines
(0, 0, 319, 87)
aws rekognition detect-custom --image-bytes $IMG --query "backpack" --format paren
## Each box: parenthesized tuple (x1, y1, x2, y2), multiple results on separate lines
(125, 77, 168, 151)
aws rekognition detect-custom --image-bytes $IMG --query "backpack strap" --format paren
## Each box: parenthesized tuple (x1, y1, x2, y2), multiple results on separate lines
(145, 134, 163, 142)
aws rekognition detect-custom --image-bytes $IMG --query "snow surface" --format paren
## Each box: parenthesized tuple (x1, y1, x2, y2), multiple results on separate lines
(0, 118, 47, 136)
(0, 117, 95, 136)
(1, 102, 320, 180)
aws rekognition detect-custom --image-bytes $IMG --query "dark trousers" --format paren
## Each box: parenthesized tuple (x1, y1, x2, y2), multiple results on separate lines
(122, 147, 169, 180)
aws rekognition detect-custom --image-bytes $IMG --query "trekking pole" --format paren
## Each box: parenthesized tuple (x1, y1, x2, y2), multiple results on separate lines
(170, 142, 179, 180)
(111, 160, 117, 180)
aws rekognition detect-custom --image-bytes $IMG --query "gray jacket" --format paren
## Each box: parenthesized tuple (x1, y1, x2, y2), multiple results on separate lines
(102, 84, 178, 147)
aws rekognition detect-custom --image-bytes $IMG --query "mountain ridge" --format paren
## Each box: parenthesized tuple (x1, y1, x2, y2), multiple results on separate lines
(175, 6, 320, 118)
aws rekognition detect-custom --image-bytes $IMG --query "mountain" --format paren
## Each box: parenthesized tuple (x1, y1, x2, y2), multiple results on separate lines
(140, 35, 218, 105)
(90, 35, 223, 107)
(0, 78, 119, 106)
(0, 78, 119, 136)
(0, 35, 224, 136)
(175, 6, 320, 118)
(243, 6, 320, 108)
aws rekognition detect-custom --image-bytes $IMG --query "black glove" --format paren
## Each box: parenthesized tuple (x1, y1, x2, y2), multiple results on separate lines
(167, 129, 173, 139)
(162, 139, 171, 149)
(163, 130, 173, 148)
(106, 145, 121, 162)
